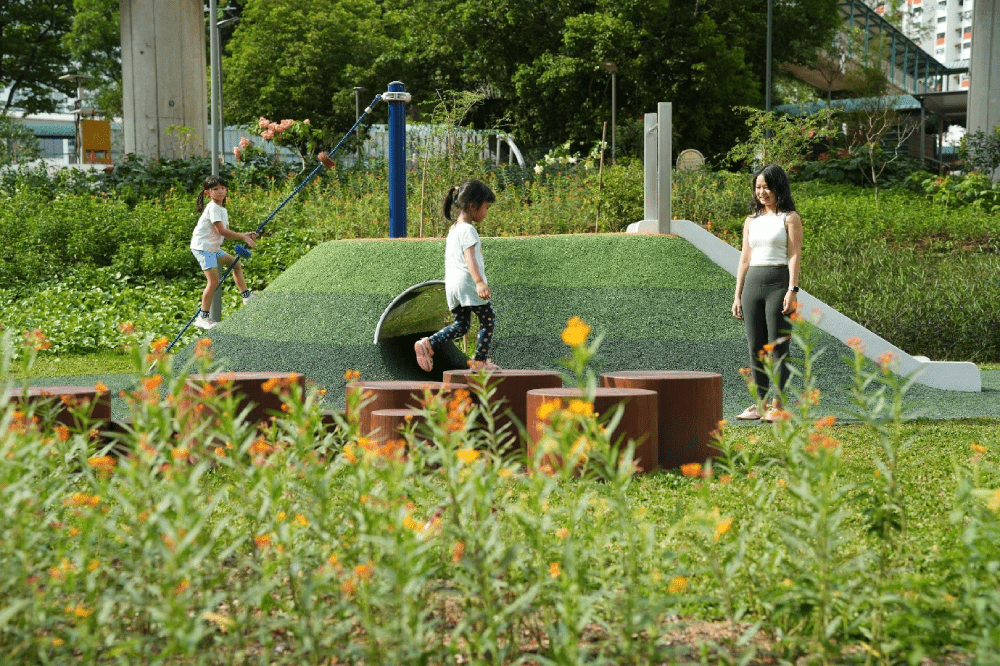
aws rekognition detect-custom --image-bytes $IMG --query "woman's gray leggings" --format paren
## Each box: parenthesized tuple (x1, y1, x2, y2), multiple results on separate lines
(741, 265, 791, 401)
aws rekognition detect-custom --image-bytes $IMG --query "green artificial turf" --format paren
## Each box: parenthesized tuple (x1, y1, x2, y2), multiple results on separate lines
(161, 233, 1000, 421)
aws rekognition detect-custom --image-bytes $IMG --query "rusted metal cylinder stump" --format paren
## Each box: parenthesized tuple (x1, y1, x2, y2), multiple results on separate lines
(525, 387, 659, 472)
(347, 380, 451, 438)
(187, 371, 306, 426)
(5, 385, 112, 429)
(443, 369, 564, 451)
(371, 408, 423, 455)
(599, 370, 723, 469)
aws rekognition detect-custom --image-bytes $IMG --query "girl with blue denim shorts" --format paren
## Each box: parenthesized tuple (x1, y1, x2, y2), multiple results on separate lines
(189, 175, 258, 330)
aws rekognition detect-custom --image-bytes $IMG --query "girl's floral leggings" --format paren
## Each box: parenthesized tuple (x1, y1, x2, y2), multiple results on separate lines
(428, 302, 496, 361)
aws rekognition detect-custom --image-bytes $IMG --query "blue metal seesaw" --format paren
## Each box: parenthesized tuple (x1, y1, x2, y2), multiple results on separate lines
(164, 94, 385, 354)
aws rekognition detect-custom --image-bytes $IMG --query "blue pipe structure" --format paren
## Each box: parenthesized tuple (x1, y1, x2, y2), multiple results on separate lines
(386, 81, 410, 238)
(164, 94, 384, 354)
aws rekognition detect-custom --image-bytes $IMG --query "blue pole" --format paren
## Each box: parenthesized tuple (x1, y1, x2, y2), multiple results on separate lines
(387, 81, 410, 238)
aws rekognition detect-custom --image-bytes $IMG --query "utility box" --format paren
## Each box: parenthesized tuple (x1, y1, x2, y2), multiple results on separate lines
(81, 119, 112, 164)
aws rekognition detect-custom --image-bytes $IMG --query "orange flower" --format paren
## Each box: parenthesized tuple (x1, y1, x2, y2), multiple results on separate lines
(668, 575, 688, 595)
(877, 351, 899, 371)
(254, 534, 272, 549)
(88, 455, 116, 475)
(566, 399, 594, 416)
(846, 337, 865, 352)
(343, 369, 362, 382)
(452, 541, 465, 563)
(150, 337, 169, 352)
(971, 442, 987, 455)
(680, 462, 703, 478)
(548, 562, 561, 578)
(143, 374, 162, 392)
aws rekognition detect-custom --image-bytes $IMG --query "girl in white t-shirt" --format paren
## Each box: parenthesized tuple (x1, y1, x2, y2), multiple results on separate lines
(415, 180, 499, 372)
(189, 176, 258, 330)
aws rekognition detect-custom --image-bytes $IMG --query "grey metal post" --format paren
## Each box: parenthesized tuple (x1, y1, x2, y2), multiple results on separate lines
(657, 102, 672, 234)
(209, 0, 219, 175)
(766, 0, 772, 114)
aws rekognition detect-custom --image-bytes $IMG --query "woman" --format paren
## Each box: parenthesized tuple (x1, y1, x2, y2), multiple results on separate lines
(731, 163, 802, 422)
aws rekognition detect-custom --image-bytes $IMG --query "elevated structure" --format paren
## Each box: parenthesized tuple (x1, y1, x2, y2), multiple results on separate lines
(967, 0, 1000, 180)
(119, 0, 208, 160)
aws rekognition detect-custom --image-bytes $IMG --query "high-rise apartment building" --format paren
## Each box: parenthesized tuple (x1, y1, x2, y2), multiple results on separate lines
(873, 0, 973, 88)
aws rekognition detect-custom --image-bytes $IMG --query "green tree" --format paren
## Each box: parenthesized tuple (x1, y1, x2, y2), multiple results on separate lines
(0, 0, 76, 114)
(0, 113, 41, 165)
(222, 0, 388, 134)
(63, 0, 122, 117)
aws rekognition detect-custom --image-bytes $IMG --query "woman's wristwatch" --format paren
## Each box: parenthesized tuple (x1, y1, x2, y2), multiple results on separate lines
(788, 286, 799, 293)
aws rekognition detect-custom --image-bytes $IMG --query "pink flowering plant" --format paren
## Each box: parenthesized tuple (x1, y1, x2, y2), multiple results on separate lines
(253, 117, 330, 173)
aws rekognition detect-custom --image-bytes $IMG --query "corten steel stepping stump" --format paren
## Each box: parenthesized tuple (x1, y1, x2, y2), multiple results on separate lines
(347, 380, 452, 438)
(369, 407, 426, 454)
(443, 369, 564, 452)
(5, 385, 112, 429)
(186, 371, 307, 426)
(599, 370, 723, 470)
(525, 387, 659, 473)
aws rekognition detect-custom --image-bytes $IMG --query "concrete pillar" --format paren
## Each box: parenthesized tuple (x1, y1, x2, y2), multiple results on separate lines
(119, 0, 208, 160)
(968, 0, 1000, 180)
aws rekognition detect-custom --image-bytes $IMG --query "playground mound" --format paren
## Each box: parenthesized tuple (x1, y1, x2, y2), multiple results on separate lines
(184, 233, 874, 415)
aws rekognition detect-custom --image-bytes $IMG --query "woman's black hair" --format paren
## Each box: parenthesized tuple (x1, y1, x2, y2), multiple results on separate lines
(196, 175, 228, 213)
(443, 179, 496, 222)
(749, 163, 796, 216)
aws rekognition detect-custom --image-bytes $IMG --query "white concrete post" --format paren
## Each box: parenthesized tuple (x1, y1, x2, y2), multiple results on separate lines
(119, 0, 209, 160)
(631, 104, 673, 234)
(643, 112, 658, 223)
(968, 1, 1000, 181)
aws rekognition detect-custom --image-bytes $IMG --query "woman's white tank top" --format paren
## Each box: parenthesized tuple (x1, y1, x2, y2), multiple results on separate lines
(748, 211, 788, 266)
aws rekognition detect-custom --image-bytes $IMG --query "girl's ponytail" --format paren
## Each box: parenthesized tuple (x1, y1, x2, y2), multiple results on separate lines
(442, 185, 460, 221)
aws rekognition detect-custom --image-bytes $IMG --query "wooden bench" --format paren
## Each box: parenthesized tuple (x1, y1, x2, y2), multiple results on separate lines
(443, 369, 564, 452)
(525, 387, 659, 472)
(599, 370, 723, 469)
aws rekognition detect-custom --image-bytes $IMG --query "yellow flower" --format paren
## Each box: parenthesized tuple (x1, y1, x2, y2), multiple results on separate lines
(714, 517, 733, 541)
(555, 527, 569, 539)
(201, 611, 235, 632)
(566, 399, 594, 416)
(456, 448, 481, 464)
(452, 541, 465, 563)
(549, 562, 561, 578)
(293, 513, 309, 527)
(971, 442, 987, 455)
(536, 401, 559, 421)
(65, 604, 93, 619)
(668, 575, 688, 595)
(561, 316, 591, 348)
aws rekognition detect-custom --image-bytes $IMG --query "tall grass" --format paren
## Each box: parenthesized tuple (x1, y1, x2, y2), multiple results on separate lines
(2, 319, 999, 664)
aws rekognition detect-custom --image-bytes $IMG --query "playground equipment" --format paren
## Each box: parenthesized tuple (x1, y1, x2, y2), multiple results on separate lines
(165, 88, 388, 353)
(625, 102, 673, 234)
